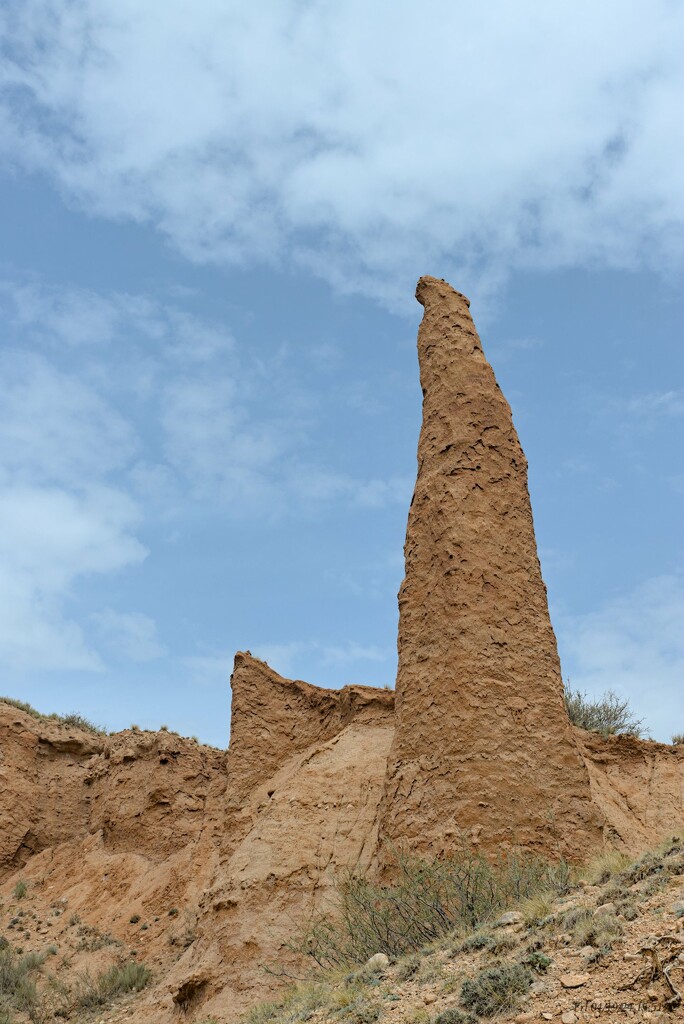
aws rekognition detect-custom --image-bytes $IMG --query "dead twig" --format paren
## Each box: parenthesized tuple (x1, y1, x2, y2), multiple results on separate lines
(620, 935, 683, 1009)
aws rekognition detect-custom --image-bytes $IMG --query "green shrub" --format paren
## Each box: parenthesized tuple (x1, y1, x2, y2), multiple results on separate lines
(73, 961, 150, 1008)
(460, 963, 532, 1017)
(12, 883, 26, 902)
(564, 683, 646, 738)
(564, 908, 622, 949)
(522, 951, 552, 973)
(294, 845, 571, 968)
(459, 930, 493, 953)
(433, 1010, 477, 1024)
(619, 850, 665, 885)
(0, 945, 45, 1019)
(395, 953, 421, 981)
(672, 734, 684, 745)
(241, 983, 331, 1024)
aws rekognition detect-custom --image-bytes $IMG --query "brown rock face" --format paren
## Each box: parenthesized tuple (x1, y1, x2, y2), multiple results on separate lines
(380, 276, 602, 858)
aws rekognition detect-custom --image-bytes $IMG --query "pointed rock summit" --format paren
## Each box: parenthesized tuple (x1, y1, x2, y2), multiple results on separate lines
(381, 276, 601, 857)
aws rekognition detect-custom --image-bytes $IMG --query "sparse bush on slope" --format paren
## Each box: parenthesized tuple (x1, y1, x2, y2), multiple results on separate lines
(460, 962, 532, 1017)
(73, 961, 151, 1008)
(293, 846, 572, 968)
(243, 834, 684, 1024)
(0, 945, 46, 1021)
(563, 683, 647, 738)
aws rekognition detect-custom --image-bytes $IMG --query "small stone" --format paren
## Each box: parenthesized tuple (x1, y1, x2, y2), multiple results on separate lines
(423, 993, 437, 1005)
(560, 973, 590, 988)
(541, 1014, 554, 1021)
(495, 910, 525, 927)
(669, 901, 684, 917)
(529, 980, 546, 995)
(595, 901, 616, 917)
(363, 952, 390, 973)
(580, 945, 595, 957)
(561, 1013, 578, 1024)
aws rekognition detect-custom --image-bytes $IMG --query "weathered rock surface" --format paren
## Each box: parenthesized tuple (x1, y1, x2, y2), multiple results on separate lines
(577, 728, 684, 850)
(0, 668, 395, 1021)
(380, 276, 602, 858)
(0, 709, 224, 881)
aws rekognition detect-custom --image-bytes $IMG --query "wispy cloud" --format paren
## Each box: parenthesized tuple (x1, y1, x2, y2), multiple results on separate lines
(0, 273, 410, 672)
(184, 639, 392, 691)
(557, 573, 684, 742)
(91, 609, 166, 663)
(623, 389, 684, 417)
(1, 2, 682, 306)
(252, 640, 389, 680)
(0, 485, 145, 671)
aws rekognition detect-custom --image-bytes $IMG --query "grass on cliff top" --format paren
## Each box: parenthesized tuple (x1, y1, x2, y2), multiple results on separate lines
(0, 696, 107, 735)
(0, 697, 223, 747)
(244, 834, 684, 1024)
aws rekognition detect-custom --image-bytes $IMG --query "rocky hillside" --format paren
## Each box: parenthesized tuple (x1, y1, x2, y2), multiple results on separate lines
(240, 836, 684, 1024)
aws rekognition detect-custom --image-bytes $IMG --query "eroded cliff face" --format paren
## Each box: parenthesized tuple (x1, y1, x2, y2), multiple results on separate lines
(0, 666, 396, 1021)
(379, 276, 601, 859)
(1, 277, 683, 1023)
(0, 708, 225, 881)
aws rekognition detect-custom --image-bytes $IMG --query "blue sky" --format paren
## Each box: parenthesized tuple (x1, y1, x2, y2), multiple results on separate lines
(0, 1, 682, 745)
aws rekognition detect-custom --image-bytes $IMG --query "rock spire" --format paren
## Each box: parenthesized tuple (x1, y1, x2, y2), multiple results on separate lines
(381, 276, 601, 857)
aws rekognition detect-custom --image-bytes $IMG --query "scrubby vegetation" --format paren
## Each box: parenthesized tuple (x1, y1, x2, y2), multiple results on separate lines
(0, 944, 46, 1022)
(291, 846, 572, 969)
(0, 697, 107, 736)
(460, 962, 532, 1017)
(12, 882, 26, 902)
(0, 939, 149, 1022)
(72, 961, 151, 1008)
(563, 683, 647, 738)
(672, 733, 684, 745)
(241, 833, 684, 1024)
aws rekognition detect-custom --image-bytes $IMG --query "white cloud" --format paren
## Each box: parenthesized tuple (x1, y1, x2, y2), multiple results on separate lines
(557, 573, 684, 743)
(488, 337, 544, 364)
(0, 272, 409, 671)
(0, 485, 145, 670)
(624, 389, 684, 417)
(1, 1, 682, 305)
(252, 640, 389, 681)
(184, 640, 391, 690)
(183, 652, 234, 689)
(0, 350, 136, 485)
(91, 609, 166, 662)
(0, 309, 149, 671)
(160, 373, 288, 503)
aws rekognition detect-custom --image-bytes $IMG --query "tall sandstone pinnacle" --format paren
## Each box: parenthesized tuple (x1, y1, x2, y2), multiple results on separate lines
(380, 276, 603, 859)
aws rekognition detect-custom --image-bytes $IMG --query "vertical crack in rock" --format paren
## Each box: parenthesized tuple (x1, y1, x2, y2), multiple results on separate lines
(380, 275, 603, 858)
